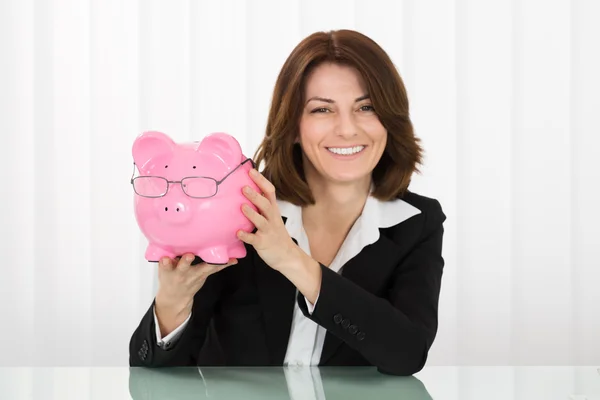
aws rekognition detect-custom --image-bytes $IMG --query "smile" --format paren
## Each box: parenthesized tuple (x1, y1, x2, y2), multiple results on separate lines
(326, 146, 366, 155)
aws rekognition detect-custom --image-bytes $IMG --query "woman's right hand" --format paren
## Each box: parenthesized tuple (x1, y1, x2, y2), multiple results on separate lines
(154, 254, 237, 336)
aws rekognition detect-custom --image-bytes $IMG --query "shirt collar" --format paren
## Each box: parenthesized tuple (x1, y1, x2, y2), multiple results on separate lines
(276, 191, 421, 253)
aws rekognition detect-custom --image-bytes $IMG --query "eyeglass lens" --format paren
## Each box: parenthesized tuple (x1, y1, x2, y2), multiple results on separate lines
(133, 177, 167, 197)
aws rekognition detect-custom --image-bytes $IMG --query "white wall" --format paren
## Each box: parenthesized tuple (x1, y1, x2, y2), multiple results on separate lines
(0, 0, 599, 367)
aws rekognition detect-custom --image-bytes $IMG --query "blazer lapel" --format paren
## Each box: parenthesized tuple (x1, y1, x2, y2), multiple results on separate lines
(319, 233, 404, 365)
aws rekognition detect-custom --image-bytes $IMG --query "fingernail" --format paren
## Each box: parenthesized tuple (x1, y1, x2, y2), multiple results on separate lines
(250, 168, 258, 175)
(186, 255, 194, 262)
(243, 186, 251, 194)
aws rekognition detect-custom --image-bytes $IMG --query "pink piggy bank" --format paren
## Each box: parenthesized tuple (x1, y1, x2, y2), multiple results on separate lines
(131, 131, 260, 264)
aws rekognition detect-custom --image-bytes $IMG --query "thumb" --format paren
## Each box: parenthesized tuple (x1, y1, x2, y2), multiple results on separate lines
(209, 258, 239, 273)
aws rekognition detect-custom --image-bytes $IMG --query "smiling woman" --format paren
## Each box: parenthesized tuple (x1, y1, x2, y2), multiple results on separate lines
(129, 29, 445, 377)
(253, 29, 423, 206)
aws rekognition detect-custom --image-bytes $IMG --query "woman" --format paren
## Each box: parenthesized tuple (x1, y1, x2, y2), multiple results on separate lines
(129, 29, 446, 376)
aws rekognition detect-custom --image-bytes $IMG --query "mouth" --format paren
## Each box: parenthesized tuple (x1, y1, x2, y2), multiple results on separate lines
(325, 145, 366, 156)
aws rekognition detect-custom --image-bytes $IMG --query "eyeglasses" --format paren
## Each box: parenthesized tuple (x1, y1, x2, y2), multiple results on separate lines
(130, 158, 255, 198)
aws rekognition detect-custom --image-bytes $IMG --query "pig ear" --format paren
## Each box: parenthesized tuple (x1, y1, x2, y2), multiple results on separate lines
(197, 132, 243, 166)
(132, 131, 176, 174)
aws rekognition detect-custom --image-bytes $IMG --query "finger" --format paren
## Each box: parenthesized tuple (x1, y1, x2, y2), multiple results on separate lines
(158, 257, 175, 270)
(249, 169, 277, 203)
(237, 229, 258, 246)
(241, 203, 269, 230)
(176, 253, 196, 273)
(242, 185, 272, 215)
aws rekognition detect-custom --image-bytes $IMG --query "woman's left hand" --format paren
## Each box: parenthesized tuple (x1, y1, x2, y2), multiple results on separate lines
(237, 168, 301, 272)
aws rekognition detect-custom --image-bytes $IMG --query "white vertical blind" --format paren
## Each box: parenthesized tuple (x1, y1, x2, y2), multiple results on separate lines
(0, 0, 598, 367)
(454, 0, 513, 365)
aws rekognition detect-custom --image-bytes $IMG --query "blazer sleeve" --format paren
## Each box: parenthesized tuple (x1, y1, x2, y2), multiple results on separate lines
(128, 260, 227, 367)
(297, 199, 446, 376)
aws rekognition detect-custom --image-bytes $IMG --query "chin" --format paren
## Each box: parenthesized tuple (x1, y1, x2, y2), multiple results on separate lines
(323, 170, 371, 185)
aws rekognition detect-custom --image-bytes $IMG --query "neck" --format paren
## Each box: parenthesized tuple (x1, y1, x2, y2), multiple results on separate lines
(302, 169, 371, 234)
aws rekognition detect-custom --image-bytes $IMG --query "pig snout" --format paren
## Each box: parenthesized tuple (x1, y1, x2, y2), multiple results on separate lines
(156, 197, 193, 224)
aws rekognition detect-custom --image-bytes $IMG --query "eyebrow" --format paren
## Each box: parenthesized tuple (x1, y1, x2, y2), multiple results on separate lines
(306, 94, 370, 104)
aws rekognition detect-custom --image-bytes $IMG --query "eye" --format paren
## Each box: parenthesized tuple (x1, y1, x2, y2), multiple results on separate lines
(310, 107, 330, 113)
(359, 105, 375, 112)
(193, 166, 196, 169)
(164, 165, 168, 168)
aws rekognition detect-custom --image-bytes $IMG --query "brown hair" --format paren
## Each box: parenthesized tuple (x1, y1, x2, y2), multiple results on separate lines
(253, 29, 423, 206)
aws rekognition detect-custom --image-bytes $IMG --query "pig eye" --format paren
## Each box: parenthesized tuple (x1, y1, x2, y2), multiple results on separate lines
(164, 165, 168, 168)
(193, 166, 196, 169)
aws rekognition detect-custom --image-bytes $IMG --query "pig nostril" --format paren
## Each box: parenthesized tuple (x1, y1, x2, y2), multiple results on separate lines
(165, 207, 168, 211)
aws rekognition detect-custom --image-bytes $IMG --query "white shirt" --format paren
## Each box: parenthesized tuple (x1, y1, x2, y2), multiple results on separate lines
(153, 193, 421, 366)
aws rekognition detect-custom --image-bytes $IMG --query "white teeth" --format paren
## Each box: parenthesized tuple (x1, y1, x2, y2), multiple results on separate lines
(327, 146, 365, 155)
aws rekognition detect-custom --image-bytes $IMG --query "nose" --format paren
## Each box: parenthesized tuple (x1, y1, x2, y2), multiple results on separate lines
(335, 112, 358, 138)
(156, 196, 192, 225)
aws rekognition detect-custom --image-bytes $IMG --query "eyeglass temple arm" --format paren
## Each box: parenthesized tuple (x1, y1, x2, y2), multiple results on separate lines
(130, 162, 137, 184)
(216, 158, 256, 184)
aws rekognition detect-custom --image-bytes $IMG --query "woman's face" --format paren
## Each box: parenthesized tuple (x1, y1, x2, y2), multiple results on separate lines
(298, 62, 387, 187)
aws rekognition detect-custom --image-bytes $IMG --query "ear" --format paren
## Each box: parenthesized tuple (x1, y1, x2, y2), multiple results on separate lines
(132, 131, 176, 174)
(196, 132, 243, 166)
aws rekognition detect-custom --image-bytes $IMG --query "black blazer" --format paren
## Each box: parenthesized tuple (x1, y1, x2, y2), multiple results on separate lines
(129, 191, 446, 376)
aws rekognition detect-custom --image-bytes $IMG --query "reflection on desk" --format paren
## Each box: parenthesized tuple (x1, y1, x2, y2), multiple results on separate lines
(0, 366, 599, 399)
(128, 366, 432, 400)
